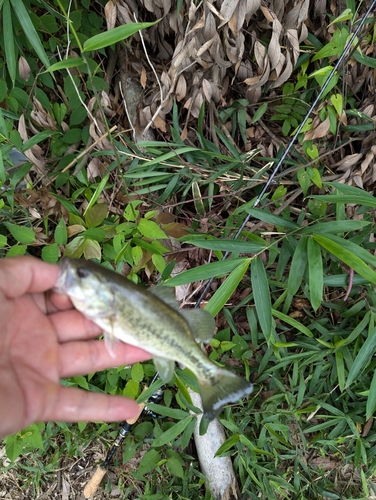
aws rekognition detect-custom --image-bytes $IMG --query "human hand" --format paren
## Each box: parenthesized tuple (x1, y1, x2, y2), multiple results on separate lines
(0, 256, 151, 438)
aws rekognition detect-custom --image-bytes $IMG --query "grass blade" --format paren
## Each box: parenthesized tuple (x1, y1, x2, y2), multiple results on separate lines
(205, 259, 251, 316)
(366, 370, 376, 420)
(164, 258, 250, 286)
(3, 0, 16, 86)
(83, 21, 159, 52)
(10, 0, 50, 68)
(251, 257, 272, 341)
(287, 236, 307, 296)
(345, 326, 376, 388)
(313, 234, 376, 285)
(307, 237, 323, 311)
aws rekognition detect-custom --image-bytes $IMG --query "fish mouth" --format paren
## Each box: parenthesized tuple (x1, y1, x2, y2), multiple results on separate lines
(53, 258, 71, 294)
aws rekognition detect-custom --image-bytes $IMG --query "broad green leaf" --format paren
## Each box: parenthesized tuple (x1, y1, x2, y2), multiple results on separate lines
(3, 0, 16, 86)
(83, 21, 160, 52)
(0, 234, 7, 248)
(244, 207, 299, 230)
(181, 238, 266, 253)
(331, 94, 343, 117)
(165, 258, 249, 286)
(309, 194, 376, 207)
(251, 257, 272, 341)
(138, 218, 167, 239)
(10, 0, 50, 68)
(44, 57, 85, 73)
(313, 234, 376, 285)
(84, 203, 108, 228)
(54, 218, 67, 245)
(5, 434, 23, 462)
(131, 363, 144, 383)
(287, 236, 307, 296)
(272, 309, 313, 337)
(346, 326, 376, 388)
(83, 238, 101, 260)
(41, 243, 59, 263)
(6, 245, 27, 256)
(136, 449, 161, 476)
(145, 403, 189, 420)
(366, 370, 376, 420)
(307, 237, 323, 311)
(152, 416, 192, 447)
(205, 259, 250, 317)
(166, 456, 185, 479)
(4, 222, 35, 244)
(63, 235, 86, 258)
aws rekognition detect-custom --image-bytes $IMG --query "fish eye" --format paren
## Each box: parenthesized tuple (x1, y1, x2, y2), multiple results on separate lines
(76, 267, 89, 278)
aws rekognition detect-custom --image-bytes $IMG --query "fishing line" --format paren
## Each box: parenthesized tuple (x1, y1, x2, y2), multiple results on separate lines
(195, 0, 376, 308)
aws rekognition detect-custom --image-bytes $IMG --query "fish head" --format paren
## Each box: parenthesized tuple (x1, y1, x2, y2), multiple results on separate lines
(54, 258, 115, 319)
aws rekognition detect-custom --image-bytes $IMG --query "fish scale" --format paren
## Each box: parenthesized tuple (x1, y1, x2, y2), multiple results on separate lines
(54, 257, 253, 422)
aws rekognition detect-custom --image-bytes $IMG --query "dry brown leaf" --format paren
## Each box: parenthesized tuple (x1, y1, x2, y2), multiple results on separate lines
(175, 74, 187, 101)
(336, 153, 363, 171)
(140, 66, 147, 88)
(18, 56, 31, 81)
(153, 113, 167, 132)
(304, 116, 330, 140)
(105, 0, 117, 30)
(30, 97, 57, 131)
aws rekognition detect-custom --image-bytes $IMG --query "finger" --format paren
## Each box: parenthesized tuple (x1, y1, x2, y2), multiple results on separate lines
(42, 385, 141, 423)
(59, 339, 151, 377)
(49, 309, 103, 342)
(0, 256, 59, 298)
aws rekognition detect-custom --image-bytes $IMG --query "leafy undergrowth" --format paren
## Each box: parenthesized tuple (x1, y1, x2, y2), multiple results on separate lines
(1, 0, 376, 499)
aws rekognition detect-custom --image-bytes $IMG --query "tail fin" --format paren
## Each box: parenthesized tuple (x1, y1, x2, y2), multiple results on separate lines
(198, 369, 253, 422)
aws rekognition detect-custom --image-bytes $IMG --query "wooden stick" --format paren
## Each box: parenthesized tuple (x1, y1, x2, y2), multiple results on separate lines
(83, 401, 146, 499)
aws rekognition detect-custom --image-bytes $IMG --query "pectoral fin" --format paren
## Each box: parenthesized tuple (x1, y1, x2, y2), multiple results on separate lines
(153, 356, 176, 382)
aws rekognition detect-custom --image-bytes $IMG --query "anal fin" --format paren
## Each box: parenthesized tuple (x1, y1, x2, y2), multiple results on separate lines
(153, 356, 176, 383)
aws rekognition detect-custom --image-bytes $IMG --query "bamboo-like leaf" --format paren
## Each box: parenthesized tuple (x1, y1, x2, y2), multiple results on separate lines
(345, 326, 376, 388)
(244, 207, 299, 230)
(44, 57, 85, 73)
(83, 21, 159, 52)
(366, 370, 376, 420)
(307, 237, 323, 311)
(152, 416, 192, 447)
(181, 238, 266, 253)
(299, 220, 370, 235)
(10, 0, 50, 68)
(205, 259, 250, 317)
(251, 257, 272, 341)
(335, 349, 345, 392)
(164, 258, 249, 286)
(3, 0, 16, 86)
(313, 234, 376, 285)
(272, 309, 313, 337)
(287, 236, 308, 296)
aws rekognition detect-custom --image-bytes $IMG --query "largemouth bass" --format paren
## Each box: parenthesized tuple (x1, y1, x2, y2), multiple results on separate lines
(54, 258, 253, 422)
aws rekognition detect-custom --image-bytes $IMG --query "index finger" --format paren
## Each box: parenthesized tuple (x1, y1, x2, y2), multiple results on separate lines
(0, 256, 60, 298)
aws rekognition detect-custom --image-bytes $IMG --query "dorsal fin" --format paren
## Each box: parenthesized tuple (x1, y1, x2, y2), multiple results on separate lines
(149, 285, 179, 309)
(180, 309, 216, 343)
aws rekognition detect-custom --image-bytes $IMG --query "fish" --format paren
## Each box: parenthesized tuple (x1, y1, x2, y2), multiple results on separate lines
(54, 257, 253, 422)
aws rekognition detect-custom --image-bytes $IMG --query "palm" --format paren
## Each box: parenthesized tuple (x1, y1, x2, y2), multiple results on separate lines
(0, 257, 150, 438)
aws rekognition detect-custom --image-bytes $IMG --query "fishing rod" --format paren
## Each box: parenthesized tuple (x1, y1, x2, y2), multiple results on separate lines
(84, 375, 165, 498)
(196, 0, 376, 307)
